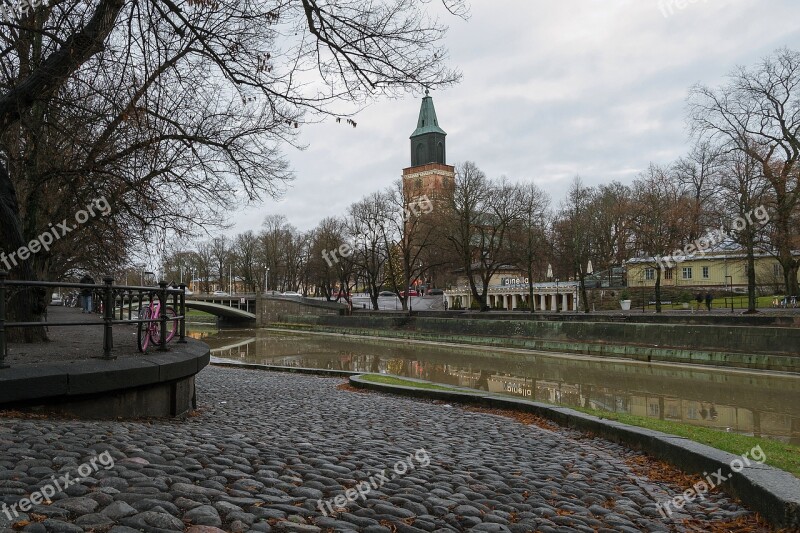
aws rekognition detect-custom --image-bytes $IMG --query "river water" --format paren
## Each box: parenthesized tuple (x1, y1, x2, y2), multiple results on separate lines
(190, 325, 800, 443)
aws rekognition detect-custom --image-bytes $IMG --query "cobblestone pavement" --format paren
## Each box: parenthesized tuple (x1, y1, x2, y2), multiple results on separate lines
(0, 367, 764, 533)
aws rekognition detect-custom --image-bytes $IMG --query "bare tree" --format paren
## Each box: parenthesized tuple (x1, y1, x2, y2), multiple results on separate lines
(210, 236, 231, 292)
(0, 0, 464, 338)
(689, 48, 800, 296)
(672, 140, 724, 241)
(590, 181, 632, 284)
(309, 216, 353, 302)
(381, 179, 439, 312)
(347, 192, 391, 310)
(553, 177, 594, 313)
(233, 231, 260, 292)
(259, 215, 292, 291)
(195, 240, 214, 293)
(507, 182, 550, 312)
(440, 163, 520, 311)
(715, 150, 770, 312)
(629, 164, 694, 312)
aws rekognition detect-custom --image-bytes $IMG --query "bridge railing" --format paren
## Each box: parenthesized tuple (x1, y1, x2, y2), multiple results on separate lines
(0, 271, 187, 367)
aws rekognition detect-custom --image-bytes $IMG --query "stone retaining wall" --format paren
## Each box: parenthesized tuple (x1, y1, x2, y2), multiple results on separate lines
(273, 315, 800, 371)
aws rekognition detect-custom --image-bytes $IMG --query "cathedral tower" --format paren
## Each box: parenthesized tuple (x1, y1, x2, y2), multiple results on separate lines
(402, 91, 455, 202)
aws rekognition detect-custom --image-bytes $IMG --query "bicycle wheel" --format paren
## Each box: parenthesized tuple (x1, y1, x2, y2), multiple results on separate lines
(137, 305, 152, 352)
(150, 307, 178, 346)
(165, 307, 178, 343)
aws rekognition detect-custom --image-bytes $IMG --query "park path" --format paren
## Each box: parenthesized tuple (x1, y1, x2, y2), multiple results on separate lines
(0, 366, 768, 532)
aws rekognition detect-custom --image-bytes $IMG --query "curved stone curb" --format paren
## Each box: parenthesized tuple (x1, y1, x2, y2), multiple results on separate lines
(210, 357, 359, 377)
(0, 340, 210, 418)
(349, 374, 800, 529)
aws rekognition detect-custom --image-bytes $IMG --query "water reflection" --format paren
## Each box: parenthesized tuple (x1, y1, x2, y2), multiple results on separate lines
(191, 328, 800, 443)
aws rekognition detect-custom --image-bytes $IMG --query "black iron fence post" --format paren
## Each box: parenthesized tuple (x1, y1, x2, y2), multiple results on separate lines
(102, 276, 114, 358)
(0, 270, 7, 368)
(178, 283, 187, 343)
(158, 280, 168, 351)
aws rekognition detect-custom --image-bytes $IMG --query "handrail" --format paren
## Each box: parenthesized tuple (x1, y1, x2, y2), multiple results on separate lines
(0, 271, 187, 366)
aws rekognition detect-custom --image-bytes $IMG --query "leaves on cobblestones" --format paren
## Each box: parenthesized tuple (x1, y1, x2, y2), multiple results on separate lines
(625, 453, 698, 488)
(625, 455, 774, 532)
(681, 513, 775, 532)
(379, 519, 398, 532)
(336, 382, 370, 393)
(0, 409, 50, 419)
(461, 406, 560, 431)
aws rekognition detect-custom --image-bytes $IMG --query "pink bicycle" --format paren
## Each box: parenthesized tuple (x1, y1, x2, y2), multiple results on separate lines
(137, 295, 178, 352)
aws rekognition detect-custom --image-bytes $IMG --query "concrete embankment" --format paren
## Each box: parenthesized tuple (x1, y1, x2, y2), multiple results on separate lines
(269, 314, 800, 371)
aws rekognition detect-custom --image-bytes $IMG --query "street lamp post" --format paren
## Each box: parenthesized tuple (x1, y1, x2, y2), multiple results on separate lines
(547, 263, 559, 312)
(725, 275, 734, 313)
(586, 260, 593, 313)
(265, 267, 270, 295)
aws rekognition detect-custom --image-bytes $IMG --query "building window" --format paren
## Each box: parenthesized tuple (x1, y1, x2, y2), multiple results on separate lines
(774, 264, 781, 276)
(682, 267, 693, 280)
(645, 268, 655, 280)
(702, 266, 710, 279)
(664, 268, 673, 280)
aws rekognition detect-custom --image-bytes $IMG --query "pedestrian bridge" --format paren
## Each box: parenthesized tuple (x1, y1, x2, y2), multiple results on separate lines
(185, 300, 256, 321)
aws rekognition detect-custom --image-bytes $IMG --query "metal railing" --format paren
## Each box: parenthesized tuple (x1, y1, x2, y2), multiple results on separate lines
(0, 271, 186, 367)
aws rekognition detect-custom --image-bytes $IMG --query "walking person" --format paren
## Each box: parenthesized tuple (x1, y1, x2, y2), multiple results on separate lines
(705, 292, 713, 312)
(79, 274, 95, 314)
(695, 292, 703, 312)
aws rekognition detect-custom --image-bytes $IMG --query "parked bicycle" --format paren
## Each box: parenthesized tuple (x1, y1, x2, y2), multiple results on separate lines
(137, 292, 178, 352)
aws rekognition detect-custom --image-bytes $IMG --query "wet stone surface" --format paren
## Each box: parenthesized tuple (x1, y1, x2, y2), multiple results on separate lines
(0, 366, 761, 532)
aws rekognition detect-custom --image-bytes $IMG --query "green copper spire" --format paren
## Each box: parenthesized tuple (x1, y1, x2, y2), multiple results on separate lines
(410, 90, 446, 138)
(409, 90, 447, 166)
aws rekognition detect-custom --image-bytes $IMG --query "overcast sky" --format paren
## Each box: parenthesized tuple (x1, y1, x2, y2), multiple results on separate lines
(226, 0, 800, 235)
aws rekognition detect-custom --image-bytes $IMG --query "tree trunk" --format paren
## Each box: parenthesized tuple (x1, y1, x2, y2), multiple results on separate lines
(654, 270, 662, 313)
(0, 164, 48, 342)
(480, 273, 491, 312)
(788, 264, 800, 297)
(527, 265, 535, 313)
(745, 241, 758, 314)
(579, 272, 590, 313)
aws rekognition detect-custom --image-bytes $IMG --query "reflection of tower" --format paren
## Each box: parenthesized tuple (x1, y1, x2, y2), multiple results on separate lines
(402, 90, 455, 204)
